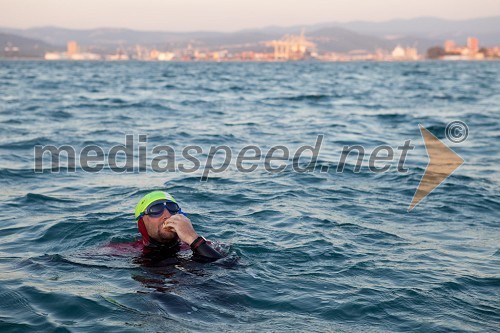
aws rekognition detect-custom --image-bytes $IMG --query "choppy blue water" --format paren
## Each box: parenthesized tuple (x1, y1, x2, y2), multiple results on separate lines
(0, 61, 499, 332)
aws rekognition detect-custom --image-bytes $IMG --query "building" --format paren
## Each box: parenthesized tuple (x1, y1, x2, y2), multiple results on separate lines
(467, 37, 479, 54)
(439, 37, 486, 60)
(391, 45, 405, 58)
(70, 52, 101, 60)
(44, 52, 66, 60)
(391, 45, 419, 60)
(444, 40, 456, 53)
(158, 52, 175, 61)
(67, 41, 79, 56)
(45, 40, 100, 60)
(266, 32, 315, 60)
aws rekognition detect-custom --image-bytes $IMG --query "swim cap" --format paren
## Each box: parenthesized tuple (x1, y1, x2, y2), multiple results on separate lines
(134, 191, 177, 220)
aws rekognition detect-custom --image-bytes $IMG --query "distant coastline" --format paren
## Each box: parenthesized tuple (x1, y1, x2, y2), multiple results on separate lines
(2, 16, 499, 61)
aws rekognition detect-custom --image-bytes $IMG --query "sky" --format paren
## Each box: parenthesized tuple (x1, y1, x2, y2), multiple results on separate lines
(1, 0, 499, 31)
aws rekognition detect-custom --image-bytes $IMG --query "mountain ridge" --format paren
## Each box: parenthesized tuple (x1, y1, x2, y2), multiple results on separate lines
(1, 16, 498, 57)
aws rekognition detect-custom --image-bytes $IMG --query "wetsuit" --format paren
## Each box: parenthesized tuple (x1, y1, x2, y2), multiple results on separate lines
(142, 237, 223, 262)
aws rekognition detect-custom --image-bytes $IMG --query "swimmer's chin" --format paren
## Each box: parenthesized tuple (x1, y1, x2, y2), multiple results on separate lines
(158, 230, 177, 241)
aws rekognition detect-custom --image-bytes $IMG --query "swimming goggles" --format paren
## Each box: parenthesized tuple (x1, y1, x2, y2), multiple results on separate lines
(144, 201, 180, 217)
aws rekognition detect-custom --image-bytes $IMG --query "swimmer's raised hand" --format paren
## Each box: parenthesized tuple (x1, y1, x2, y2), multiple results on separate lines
(162, 214, 199, 245)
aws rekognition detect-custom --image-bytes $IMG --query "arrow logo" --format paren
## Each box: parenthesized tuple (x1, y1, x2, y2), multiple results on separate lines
(408, 125, 464, 212)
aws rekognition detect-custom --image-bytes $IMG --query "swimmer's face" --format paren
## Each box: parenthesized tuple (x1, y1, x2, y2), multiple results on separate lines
(143, 208, 177, 242)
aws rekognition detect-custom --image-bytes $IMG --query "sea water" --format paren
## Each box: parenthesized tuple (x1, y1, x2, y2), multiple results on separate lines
(0, 61, 499, 332)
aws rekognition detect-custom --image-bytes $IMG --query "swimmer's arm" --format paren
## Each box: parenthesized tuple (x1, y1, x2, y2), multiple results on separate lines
(191, 236, 223, 262)
(164, 215, 223, 261)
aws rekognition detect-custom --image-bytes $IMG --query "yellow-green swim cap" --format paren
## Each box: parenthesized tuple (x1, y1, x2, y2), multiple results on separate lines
(134, 191, 177, 220)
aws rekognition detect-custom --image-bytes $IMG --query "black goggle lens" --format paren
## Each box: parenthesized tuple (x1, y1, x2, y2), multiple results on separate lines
(147, 202, 180, 217)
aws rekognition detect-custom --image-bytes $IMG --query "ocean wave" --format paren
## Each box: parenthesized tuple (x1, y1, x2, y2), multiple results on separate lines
(266, 93, 337, 102)
(0, 137, 54, 149)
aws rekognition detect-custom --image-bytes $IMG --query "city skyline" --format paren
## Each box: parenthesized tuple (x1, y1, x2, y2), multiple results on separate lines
(2, 0, 500, 31)
(38, 34, 497, 62)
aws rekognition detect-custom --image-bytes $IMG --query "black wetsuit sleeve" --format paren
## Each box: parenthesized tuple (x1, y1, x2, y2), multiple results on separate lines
(192, 242, 223, 262)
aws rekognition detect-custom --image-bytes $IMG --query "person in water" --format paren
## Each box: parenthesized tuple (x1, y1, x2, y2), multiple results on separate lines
(134, 191, 223, 262)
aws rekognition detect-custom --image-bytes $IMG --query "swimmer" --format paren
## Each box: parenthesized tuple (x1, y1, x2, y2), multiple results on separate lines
(135, 191, 223, 261)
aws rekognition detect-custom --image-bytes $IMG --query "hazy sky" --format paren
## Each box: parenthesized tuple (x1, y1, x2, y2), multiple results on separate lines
(2, 0, 499, 31)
